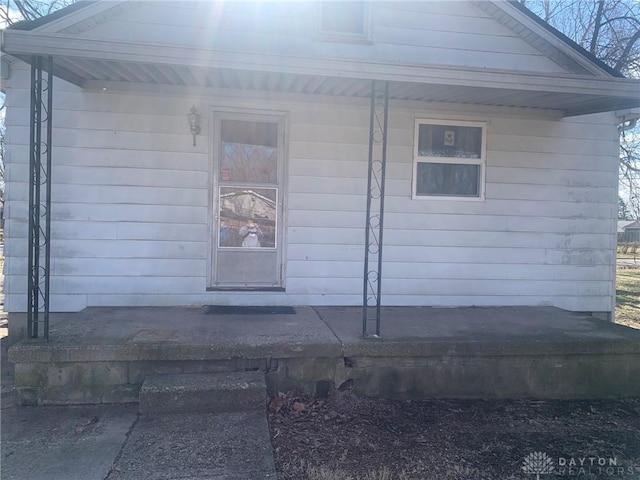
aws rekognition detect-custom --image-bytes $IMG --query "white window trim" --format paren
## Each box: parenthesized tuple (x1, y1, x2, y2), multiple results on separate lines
(314, 1, 373, 44)
(412, 118, 487, 201)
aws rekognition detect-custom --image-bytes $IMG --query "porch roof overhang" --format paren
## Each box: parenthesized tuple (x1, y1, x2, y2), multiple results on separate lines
(2, 29, 639, 117)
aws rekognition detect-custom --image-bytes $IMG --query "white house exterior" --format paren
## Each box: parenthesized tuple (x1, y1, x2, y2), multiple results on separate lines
(1, 0, 639, 331)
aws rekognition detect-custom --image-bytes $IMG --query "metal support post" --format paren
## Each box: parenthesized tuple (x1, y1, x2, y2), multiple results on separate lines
(362, 80, 389, 338)
(27, 56, 53, 340)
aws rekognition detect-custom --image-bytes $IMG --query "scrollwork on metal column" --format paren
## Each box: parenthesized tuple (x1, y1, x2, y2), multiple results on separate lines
(27, 56, 53, 340)
(362, 80, 389, 338)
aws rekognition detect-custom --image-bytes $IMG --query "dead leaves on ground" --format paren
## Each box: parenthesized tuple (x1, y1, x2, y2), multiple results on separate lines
(268, 392, 326, 415)
(269, 394, 640, 480)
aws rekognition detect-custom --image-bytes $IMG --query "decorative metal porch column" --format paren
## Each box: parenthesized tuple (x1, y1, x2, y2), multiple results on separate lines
(27, 56, 53, 340)
(362, 80, 389, 338)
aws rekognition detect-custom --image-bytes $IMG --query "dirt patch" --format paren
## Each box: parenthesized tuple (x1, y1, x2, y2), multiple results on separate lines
(269, 392, 640, 480)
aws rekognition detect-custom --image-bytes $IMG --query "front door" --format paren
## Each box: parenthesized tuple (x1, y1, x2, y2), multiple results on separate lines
(209, 111, 286, 289)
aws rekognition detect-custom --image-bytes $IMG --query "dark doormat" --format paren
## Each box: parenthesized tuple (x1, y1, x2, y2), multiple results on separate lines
(205, 306, 297, 315)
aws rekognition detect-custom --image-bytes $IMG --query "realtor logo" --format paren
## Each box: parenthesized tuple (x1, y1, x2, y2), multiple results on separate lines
(522, 452, 554, 479)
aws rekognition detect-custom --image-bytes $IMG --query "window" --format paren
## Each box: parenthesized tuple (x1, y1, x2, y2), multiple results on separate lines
(413, 120, 486, 200)
(317, 1, 371, 41)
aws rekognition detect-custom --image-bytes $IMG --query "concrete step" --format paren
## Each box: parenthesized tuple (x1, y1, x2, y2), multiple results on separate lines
(139, 371, 266, 415)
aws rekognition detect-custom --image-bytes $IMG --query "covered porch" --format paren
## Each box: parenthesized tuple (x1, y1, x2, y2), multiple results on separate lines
(9, 305, 640, 405)
(3, 1, 640, 342)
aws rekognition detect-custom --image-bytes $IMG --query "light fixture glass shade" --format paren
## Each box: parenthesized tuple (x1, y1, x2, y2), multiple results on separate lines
(188, 106, 201, 146)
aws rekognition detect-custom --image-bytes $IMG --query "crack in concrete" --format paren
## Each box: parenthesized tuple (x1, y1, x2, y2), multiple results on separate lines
(104, 411, 139, 480)
(311, 306, 345, 357)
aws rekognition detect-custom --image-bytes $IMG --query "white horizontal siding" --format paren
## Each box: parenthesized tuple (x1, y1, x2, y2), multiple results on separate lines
(8, 275, 206, 295)
(7, 145, 206, 172)
(290, 199, 615, 226)
(287, 231, 613, 254)
(7, 202, 208, 224)
(7, 164, 209, 187)
(6, 184, 207, 206)
(488, 133, 618, 156)
(283, 277, 612, 298)
(6, 238, 206, 260)
(488, 151, 617, 172)
(64, 1, 567, 74)
(7, 258, 207, 277)
(3, 62, 619, 313)
(8, 125, 197, 152)
(287, 262, 611, 282)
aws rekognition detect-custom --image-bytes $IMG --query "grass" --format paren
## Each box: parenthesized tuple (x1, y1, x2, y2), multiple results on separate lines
(616, 267, 640, 329)
(617, 243, 640, 258)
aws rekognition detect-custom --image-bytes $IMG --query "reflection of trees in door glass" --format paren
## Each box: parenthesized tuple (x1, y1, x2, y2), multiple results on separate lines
(221, 143, 277, 184)
(220, 120, 278, 184)
(219, 187, 277, 248)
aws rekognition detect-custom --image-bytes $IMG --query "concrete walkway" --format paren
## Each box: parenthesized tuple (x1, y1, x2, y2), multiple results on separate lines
(1, 404, 276, 480)
(1, 337, 277, 480)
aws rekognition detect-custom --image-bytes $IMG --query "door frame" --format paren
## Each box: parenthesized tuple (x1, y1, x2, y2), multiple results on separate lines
(206, 106, 289, 290)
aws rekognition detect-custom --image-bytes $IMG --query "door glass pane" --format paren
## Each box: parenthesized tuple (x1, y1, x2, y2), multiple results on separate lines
(416, 162, 480, 197)
(219, 187, 277, 248)
(220, 120, 278, 184)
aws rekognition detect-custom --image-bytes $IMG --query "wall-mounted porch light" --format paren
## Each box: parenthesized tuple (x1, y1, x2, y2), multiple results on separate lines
(187, 105, 201, 146)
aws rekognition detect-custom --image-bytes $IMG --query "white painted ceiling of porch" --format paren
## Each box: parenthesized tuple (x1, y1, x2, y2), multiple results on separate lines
(50, 56, 632, 117)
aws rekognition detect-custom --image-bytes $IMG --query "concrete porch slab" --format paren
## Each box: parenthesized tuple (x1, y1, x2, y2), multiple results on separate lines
(9, 306, 342, 363)
(7, 306, 640, 403)
(316, 306, 640, 356)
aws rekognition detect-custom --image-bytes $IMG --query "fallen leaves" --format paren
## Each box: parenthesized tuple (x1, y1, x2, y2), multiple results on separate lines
(268, 391, 325, 415)
(269, 394, 640, 480)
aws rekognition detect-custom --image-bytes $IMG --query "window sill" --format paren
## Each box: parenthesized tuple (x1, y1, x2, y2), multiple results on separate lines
(412, 194, 485, 202)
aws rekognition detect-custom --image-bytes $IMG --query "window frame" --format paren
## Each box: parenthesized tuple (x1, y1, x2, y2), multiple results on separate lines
(412, 118, 487, 201)
(315, 1, 373, 43)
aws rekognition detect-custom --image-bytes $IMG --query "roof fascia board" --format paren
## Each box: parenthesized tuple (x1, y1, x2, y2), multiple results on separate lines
(32, 0, 123, 33)
(490, 1, 617, 78)
(3, 31, 638, 99)
(21, 1, 122, 33)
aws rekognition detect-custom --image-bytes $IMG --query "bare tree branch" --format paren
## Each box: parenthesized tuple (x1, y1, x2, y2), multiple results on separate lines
(589, 0, 606, 54)
(614, 28, 640, 71)
(1, 0, 75, 25)
(525, 0, 640, 218)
